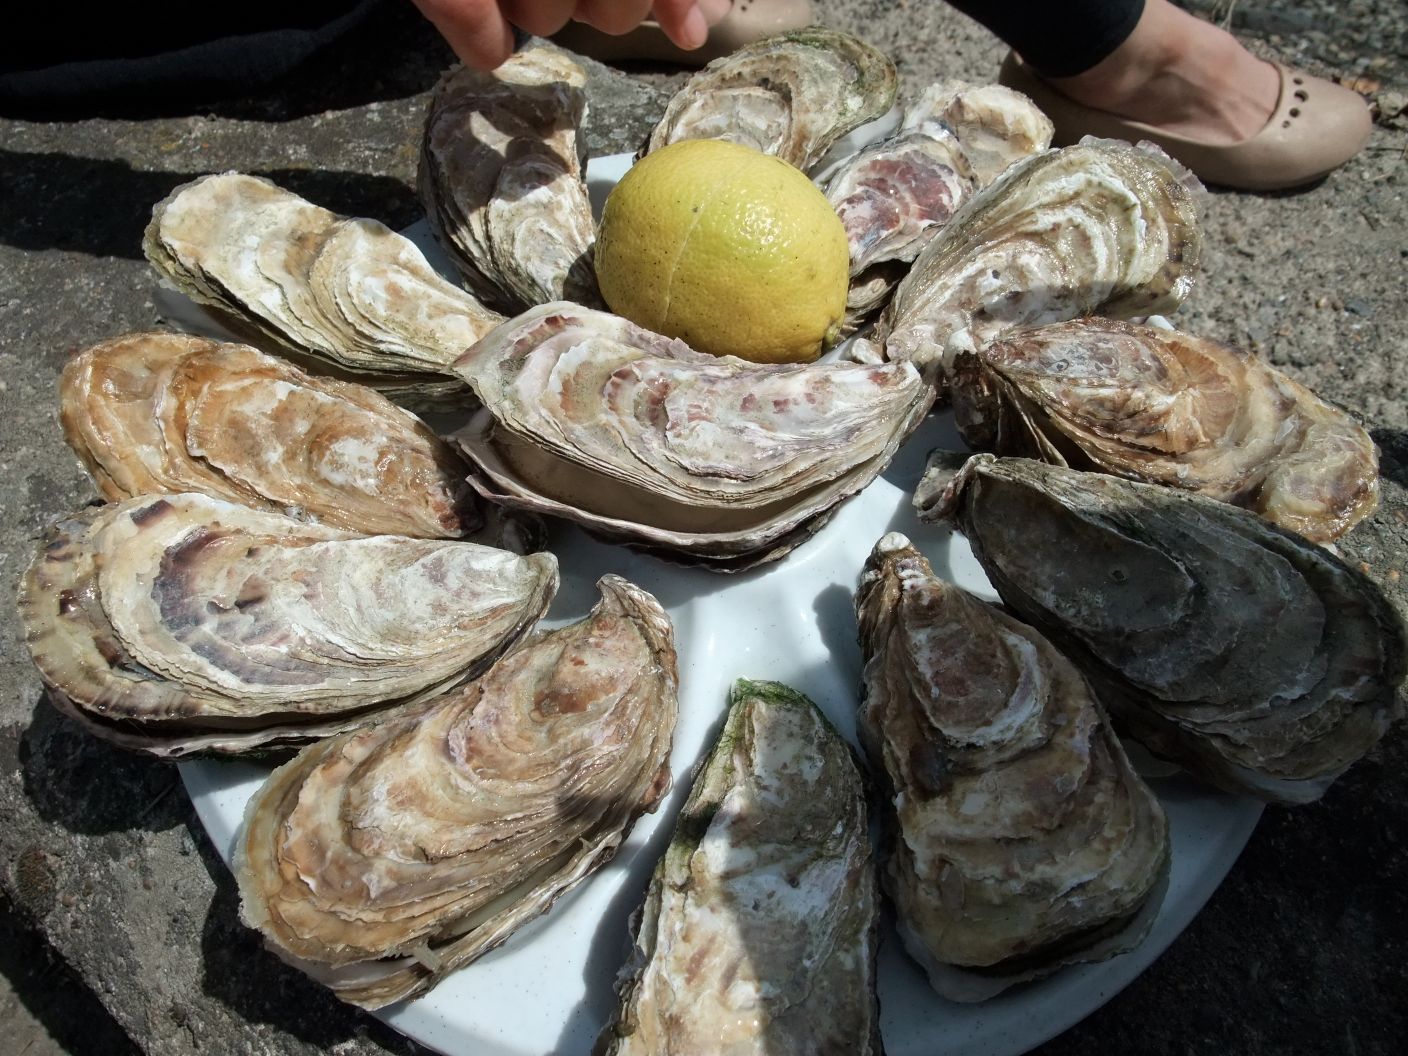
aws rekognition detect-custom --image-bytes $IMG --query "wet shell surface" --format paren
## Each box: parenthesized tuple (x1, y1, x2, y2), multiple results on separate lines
(59, 332, 483, 540)
(451, 302, 932, 569)
(235, 576, 677, 1009)
(918, 456, 1407, 803)
(418, 47, 600, 313)
(597, 679, 880, 1055)
(644, 28, 897, 172)
(949, 318, 1380, 542)
(861, 139, 1203, 385)
(144, 172, 502, 406)
(18, 493, 558, 757)
(856, 533, 1169, 1000)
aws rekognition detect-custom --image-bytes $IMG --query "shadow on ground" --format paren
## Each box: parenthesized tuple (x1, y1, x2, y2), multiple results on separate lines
(0, 1, 449, 123)
(0, 893, 141, 1056)
(0, 152, 422, 259)
(193, 820, 420, 1053)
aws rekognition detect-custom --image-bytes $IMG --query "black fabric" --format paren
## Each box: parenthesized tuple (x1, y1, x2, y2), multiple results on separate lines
(947, 0, 1146, 77)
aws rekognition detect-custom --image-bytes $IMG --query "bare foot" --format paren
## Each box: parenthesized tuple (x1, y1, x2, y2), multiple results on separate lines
(1044, 0, 1280, 144)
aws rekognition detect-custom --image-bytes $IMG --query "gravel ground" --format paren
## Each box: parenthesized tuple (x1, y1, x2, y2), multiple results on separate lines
(1, 1, 1404, 1054)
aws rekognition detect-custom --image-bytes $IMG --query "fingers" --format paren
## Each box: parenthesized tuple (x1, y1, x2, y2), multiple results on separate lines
(648, 0, 716, 49)
(498, 0, 578, 38)
(410, 0, 515, 70)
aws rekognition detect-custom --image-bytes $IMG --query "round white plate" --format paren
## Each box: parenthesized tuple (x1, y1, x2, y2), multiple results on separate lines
(174, 150, 1262, 1056)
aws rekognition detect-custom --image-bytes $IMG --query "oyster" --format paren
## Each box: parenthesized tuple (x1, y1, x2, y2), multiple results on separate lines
(18, 493, 557, 757)
(949, 318, 1380, 542)
(598, 680, 880, 1055)
(856, 534, 1169, 1000)
(644, 28, 898, 172)
(917, 456, 1407, 803)
(236, 575, 677, 1009)
(824, 127, 976, 328)
(901, 82, 1054, 187)
(60, 332, 484, 540)
(419, 48, 600, 313)
(451, 302, 932, 569)
(861, 139, 1203, 383)
(144, 172, 503, 406)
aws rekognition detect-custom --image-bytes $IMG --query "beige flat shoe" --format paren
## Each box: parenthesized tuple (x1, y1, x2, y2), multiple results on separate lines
(552, 0, 812, 67)
(999, 52, 1373, 191)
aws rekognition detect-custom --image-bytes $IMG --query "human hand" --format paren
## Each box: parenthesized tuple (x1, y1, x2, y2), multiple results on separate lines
(412, 0, 732, 72)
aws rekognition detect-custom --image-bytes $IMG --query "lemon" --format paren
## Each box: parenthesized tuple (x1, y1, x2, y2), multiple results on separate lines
(595, 139, 850, 364)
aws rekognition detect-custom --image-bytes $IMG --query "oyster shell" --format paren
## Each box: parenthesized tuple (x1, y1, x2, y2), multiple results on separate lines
(863, 139, 1203, 383)
(418, 48, 600, 313)
(917, 456, 1407, 803)
(60, 332, 484, 540)
(18, 493, 557, 757)
(451, 302, 932, 569)
(235, 575, 677, 1009)
(598, 679, 880, 1055)
(949, 318, 1380, 542)
(901, 82, 1054, 187)
(824, 127, 976, 329)
(144, 172, 503, 406)
(644, 28, 898, 172)
(856, 534, 1169, 1000)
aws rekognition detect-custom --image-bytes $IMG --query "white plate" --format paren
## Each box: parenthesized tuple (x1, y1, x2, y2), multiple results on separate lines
(174, 152, 1262, 1056)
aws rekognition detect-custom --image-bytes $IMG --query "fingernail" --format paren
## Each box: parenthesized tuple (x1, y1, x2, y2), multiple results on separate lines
(680, 4, 708, 49)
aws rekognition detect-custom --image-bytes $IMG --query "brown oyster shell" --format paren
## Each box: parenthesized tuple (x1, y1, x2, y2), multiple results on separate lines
(450, 302, 932, 570)
(902, 81, 1055, 187)
(949, 318, 1380, 542)
(235, 575, 677, 1009)
(144, 172, 502, 407)
(598, 679, 880, 1055)
(59, 332, 484, 540)
(644, 28, 897, 172)
(856, 533, 1169, 1000)
(917, 455, 1407, 803)
(18, 493, 557, 757)
(418, 48, 600, 314)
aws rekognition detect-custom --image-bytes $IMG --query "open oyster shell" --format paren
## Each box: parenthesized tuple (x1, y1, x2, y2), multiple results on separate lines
(418, 48, 600, 314)
(144, 172, 502, 406)
(856, 533, 1169, 1001)
(451, 302, 932, 570)
(861, 139, 1203, 385)
(18, 493, 557, 757)
(60, 332, 487, 540)
(235, 575, 677, 1009)
(824, 80, 1052, 334)
(644, 28, 897, 172)
(918, 456, 1407, 803)
(949, 318, 1380, 542)
(598, 679, 880, 1055)
(901, 82, 1054, 188)
(824, 127, 976, 329)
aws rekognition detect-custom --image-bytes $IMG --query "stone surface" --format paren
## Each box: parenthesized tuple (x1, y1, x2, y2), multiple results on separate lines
(1, 2, 1405, 1055)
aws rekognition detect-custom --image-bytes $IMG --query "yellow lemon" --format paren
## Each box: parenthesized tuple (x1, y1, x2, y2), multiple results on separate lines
(595, 139, 850, 364)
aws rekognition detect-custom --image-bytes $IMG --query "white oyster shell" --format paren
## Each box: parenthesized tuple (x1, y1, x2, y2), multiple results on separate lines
(644, 28, 897, 172)
(451, 302, 932, 569)
(18, 493, 557, 756)
(867, 138, 1203, 386)
(144, 172, 502, 406)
